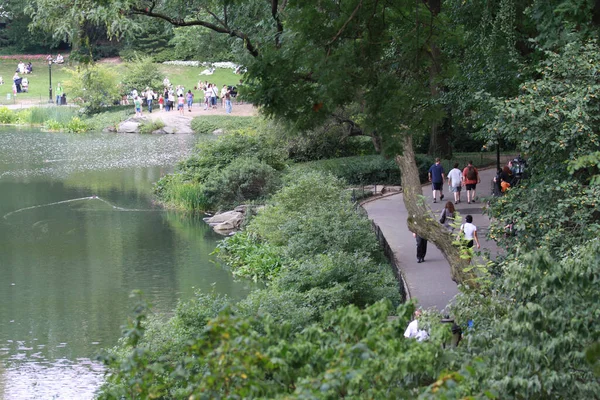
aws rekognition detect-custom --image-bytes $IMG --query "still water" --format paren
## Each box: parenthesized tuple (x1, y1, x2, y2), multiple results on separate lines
(0, 128, 253, 399)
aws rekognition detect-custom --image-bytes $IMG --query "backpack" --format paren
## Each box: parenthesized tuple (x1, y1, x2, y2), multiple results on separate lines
(466, 166, 476, 180)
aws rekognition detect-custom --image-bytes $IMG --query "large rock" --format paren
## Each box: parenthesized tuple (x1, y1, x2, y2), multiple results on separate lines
(204, 211, 243, 226)
(117, 120, 141, 133)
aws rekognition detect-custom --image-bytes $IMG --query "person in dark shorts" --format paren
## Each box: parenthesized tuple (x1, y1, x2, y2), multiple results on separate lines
(462, 160, 480, 204)
(428, 158, 445, 203)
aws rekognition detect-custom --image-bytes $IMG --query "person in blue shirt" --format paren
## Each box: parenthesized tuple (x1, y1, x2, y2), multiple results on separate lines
(428, 158, 445, 203)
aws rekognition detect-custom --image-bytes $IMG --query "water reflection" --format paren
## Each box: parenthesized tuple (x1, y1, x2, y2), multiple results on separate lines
(0, 128, 253, 399)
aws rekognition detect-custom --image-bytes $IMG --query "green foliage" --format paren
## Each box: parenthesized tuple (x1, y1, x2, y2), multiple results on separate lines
(64, 116, 90, 133)
(138, 119, 165, 134)
(100, 299, 448, 399)
(486, 41, 600, 256)
(120, 56, 164, 94)
(63, 64, 120, 113)
(169, 26, 234, 61)
(153, 174, 209, 211)
(215, 231, 284, 281)
(156, 130, 288, 211)
(202, 157, 280, 210)
(191, 115, 259, 135)
(0, 106, 16, 123)
(44, 119, 62, 131)
(439, 241, 600, 399)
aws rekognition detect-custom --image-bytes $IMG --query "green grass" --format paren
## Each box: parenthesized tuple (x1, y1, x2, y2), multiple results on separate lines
(0, 58, 241, 107)
(0, 59, 72, 105)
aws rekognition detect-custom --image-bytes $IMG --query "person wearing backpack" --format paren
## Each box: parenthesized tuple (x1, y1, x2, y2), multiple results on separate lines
(462, 160, 480, 204)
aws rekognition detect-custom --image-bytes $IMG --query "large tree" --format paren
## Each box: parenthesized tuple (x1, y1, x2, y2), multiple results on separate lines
(27, 0, 528, 284)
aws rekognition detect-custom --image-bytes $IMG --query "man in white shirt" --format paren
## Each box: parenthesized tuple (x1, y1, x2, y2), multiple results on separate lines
(404, 310, 429, 342)
(447, 162, 463, 204)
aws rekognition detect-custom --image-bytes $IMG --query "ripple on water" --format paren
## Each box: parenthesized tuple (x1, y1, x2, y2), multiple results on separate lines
(3, 359, 105, 400)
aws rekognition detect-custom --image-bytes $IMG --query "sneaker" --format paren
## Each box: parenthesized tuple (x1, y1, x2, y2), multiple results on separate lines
(440, 194, 444, 200)
(433, 200, 437, 203)
(454, 201, 458, 204)
(417, 259, 422, 263)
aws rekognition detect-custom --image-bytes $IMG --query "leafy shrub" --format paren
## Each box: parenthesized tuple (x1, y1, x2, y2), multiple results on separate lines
(274, 252, 401, 314)
(44, 119, 62, 131)
(154, 174, 209, 211)
(63, 64, 121, 113)
(64, 117, 90, 133)
(202, 157, 280, 210)
(83, 107, 130, 131)
(120, 55, 164, 94)
(139, 119, 165, 134)
(294, 154, 434, 185)
(0, 107, 16, 124)
(219, 170, 384, 279)
(215, 231, 285, 281)
(191, 116, 260, 135)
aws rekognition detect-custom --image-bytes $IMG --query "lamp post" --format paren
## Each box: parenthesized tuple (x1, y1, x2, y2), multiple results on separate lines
(48, 59, 53, 104)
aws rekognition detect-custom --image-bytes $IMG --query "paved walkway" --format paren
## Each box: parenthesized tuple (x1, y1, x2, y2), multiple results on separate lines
(363, 167, 500, 311)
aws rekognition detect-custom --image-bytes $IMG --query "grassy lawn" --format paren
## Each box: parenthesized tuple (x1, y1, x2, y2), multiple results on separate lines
(0, 58, 242, 107)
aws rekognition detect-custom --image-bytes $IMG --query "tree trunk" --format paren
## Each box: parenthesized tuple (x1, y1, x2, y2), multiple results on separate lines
(395, 134, 475, 285)
(425, 0, 453, 158)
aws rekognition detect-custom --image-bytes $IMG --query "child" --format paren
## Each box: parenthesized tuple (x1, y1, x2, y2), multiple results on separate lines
(158, 94, 164, 111)
(177, 94, 185, 115)
(134, 96, 142, 117)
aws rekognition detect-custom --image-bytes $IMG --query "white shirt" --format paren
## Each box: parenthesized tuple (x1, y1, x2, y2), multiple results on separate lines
(404, 320, 429, 341)
(447, 168, 463, 187)
(461, 222, 477, 240)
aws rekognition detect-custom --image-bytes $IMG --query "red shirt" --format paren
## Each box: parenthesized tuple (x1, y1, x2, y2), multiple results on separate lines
(462, 166, 479, 185)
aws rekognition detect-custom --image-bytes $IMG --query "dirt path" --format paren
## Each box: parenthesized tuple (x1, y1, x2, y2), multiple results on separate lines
(127, 102, 258, 134)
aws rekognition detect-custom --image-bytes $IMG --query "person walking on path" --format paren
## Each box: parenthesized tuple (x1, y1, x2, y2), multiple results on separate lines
(413, 232, 428, 263)
(428, 158, 445, 203)
(447, 162, 463, 204)
(462, 160, 480, 204)
(460, 214, 480, 250)
(145, 88, 155, 113)
(186, 90, 194, 112)
(177, 94, 185, 115)
(439, 201, 456, 232)
(225, 87, 233, 114)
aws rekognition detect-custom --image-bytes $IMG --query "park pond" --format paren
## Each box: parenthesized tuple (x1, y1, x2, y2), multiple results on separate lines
(0, 127, 254, 399)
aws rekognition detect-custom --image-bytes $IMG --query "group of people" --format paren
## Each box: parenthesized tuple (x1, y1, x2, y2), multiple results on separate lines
(413, 158, 484, 264)
(428, 158, 481, 204)
(12, 73, 29, 94)
(493, 156, 526, 195)
(16, 61, 33, 74)
(128, 79, 236, 116)
(197, 81, 234, 114)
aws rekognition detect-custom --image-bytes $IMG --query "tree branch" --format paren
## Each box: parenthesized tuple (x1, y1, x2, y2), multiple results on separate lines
(130, 6, 259, 57)
(271, 0, 284, 48)
(326, 0, 363, 46)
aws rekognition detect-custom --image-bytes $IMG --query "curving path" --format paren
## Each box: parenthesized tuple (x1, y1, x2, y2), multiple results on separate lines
(362, 167, 501, 311)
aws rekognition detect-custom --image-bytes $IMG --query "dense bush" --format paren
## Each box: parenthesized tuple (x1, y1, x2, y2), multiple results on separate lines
(202, 157, 280, 210)
(191, 115, 259, 135)
(63, 64, 121, 113)
(156, 130, 288, 211)
(120, 56, 164, 94)
(0, 107, 16, 124)
(218, 171, 384, 278)
(293, 154, 434, 185)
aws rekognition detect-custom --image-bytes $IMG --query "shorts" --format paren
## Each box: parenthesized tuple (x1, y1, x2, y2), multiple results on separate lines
(135, 107, 141, 113)
(466, 183, 477, 190)
(450, 186, 462, 193)
(432, 182, 443, 191)
(177, 104, 183, 110)
(466, 240, 474, 248)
